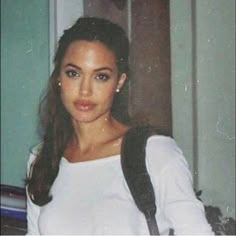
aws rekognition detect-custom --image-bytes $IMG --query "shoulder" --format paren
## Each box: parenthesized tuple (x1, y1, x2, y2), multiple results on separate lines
(146, 135, 184, 160)
(27, 143, 43, 177)
(145, 135, 189, 175)
(30, 143, 43, 155)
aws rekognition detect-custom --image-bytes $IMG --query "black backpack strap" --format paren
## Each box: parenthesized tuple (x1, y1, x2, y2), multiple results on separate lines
(121, 125, 160, 235)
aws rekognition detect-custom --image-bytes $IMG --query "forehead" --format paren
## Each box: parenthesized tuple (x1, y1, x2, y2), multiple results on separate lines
(62, 40, 117, 64)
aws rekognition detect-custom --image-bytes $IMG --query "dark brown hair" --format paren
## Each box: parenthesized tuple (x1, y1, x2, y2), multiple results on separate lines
(27, 17, 130, 206)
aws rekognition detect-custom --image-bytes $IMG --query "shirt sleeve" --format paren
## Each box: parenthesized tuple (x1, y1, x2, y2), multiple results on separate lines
(159, 158, 214, 235)
(26, 152, 41, 235)
(146, 136, 214, 235)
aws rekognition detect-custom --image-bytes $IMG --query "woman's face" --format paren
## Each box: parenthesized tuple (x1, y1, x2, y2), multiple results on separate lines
(59, 40, 126, 124)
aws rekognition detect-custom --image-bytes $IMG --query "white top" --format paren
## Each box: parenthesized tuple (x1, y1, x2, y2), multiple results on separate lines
(26, 135, 214, 235)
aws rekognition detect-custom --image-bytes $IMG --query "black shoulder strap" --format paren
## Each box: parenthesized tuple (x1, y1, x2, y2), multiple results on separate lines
(121, 125, 160, 235)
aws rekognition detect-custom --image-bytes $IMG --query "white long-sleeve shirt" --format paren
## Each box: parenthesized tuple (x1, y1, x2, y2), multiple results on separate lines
(26, 135, 214, 235)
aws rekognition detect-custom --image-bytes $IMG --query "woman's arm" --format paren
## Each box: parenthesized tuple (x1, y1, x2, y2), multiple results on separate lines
(26, 187, 40, 235)
(26, 151, 41, 235)
(159, 158, 214, 235)
(146, 136, 214, 235)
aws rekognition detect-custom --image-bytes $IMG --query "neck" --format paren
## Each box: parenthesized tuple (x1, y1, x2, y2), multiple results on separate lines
(71, 113, 119, 149)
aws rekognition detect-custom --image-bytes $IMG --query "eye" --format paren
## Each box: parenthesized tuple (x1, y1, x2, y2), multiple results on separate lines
(65, 69, 80, 78)
(95, 73, 110, 81)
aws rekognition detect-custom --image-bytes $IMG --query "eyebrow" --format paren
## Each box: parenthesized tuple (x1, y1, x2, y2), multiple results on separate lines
(64, 63, 113, 72)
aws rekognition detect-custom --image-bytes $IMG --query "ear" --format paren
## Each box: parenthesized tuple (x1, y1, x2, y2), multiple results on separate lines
(57, 78, 61, 87)
(116, 73, 127, 91)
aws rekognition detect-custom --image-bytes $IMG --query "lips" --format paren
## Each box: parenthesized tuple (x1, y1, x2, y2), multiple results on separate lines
(74, 100, 96, 111)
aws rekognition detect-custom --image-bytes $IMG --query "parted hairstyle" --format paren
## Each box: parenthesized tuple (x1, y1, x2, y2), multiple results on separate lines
(27, 17, 130, 206)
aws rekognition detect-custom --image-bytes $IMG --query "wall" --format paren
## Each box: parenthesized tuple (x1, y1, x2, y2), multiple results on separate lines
(170, 0, 235, 217)
(84, 0, 172, 133)
(49, 0, 84, 72)
(1, 0, 49, 187)
(196, 0, 235, 218)
(129, 0, 172, 132)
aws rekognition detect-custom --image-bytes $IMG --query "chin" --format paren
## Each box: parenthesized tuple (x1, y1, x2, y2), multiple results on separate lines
(73, 116, 97, 124)
(69, 105, 111, 124)
(72, 112, 106, 124)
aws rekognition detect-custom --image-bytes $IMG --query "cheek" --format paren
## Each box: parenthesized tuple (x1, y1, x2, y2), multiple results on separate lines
(60, 81, 76, 97)
(97, 85, 117, 103)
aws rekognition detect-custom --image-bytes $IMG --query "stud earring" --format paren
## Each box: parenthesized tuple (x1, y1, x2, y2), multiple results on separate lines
(116, 88, 120, 93)
(58, 81, 61, 87)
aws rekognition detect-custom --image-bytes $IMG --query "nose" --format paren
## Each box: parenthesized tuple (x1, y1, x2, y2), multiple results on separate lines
(79, 77, 92, 97)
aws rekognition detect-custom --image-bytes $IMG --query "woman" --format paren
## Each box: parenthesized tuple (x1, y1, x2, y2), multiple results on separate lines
(26, 17, 213, 235)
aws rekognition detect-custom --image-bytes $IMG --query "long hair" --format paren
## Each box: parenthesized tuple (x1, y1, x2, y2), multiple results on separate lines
(27, 17, 130, 206)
